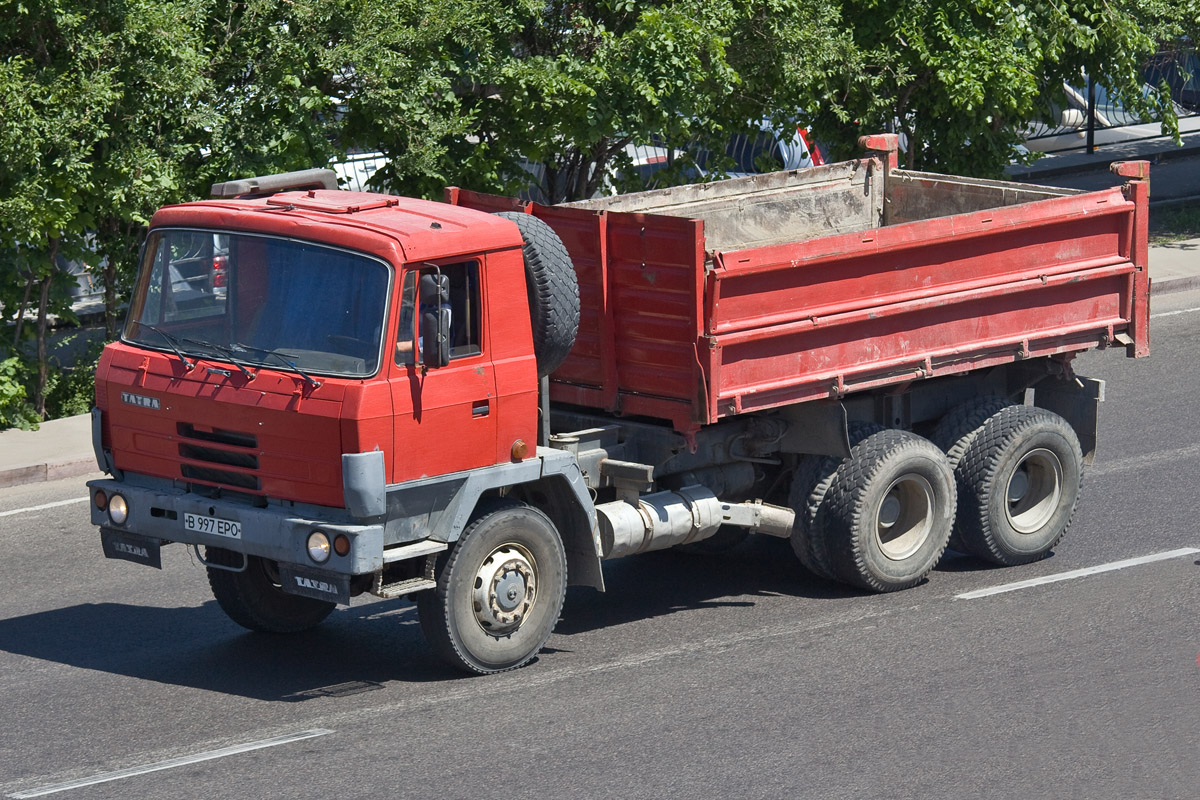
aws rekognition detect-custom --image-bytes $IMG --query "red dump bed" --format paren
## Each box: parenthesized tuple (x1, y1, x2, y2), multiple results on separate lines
(448, 152, 1150, 435)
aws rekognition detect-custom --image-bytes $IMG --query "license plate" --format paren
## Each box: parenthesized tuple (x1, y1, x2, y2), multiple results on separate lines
(184, 512, 241, 539)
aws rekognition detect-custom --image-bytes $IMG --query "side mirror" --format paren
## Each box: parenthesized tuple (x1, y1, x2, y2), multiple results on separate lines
(419, 272, 450, 369)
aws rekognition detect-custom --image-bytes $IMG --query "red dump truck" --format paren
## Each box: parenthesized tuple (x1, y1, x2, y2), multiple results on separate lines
(87, 135, 1151, 674)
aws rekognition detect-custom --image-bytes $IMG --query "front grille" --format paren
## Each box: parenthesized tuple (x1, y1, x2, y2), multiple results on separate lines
(177, 423, 260, 491)
(177, 422, 257, 449)
(180, 464, 261, 490)
(179, 443, 259, 469)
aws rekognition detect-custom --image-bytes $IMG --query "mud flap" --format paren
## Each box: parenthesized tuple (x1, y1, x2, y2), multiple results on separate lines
(277, 563, 352, 605)
(101, 528, 162, 569)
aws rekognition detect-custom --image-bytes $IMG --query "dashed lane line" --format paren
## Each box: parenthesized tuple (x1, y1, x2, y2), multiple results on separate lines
(1150, 305, 1200, 319)
(0, 497, 88, 518)
(955, 547, 1200, 600)
(7, 729, 335, 798)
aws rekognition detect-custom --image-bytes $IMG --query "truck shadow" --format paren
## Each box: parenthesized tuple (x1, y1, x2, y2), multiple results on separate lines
(555, 537, 864, 636)
(0, 598, 450, 700)
(0, 540, 1006, 694)
(556, 536, 1007, 635)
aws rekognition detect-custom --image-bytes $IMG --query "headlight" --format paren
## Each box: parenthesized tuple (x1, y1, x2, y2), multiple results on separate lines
(108, 494, 129, 525)
(307, 531, 331, 563)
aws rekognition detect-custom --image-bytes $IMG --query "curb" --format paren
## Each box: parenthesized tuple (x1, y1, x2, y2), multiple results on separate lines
(1154, 275, 1200, 296)
(0, 458, 99, 490)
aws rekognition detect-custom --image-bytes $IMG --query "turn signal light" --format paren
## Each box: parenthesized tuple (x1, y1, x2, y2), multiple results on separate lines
(333, 534, 350, 557)
(94, 490, 108, 511)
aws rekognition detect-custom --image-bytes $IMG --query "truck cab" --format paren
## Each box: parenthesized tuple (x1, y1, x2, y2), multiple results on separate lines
(89, 173, 599, 673)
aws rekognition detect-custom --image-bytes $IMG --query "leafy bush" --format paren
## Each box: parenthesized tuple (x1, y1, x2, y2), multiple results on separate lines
(44, 337, 103, 420)
(0, 355, 40, 431)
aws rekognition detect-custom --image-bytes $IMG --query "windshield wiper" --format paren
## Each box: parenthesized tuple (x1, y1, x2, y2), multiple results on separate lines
(230, 342, 321, 388)
(176, 337, 256, 380)
(137, 324, 196, 371)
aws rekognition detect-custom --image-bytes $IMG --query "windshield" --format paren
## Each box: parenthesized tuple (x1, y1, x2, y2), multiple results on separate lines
(123, 229, 391, 377)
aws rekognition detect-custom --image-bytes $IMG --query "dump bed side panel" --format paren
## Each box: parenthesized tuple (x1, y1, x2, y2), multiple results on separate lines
(704, 184, 1146, 419)
(599, 213, 706, 428)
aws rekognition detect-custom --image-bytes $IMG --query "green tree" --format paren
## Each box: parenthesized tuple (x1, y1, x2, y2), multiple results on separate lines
(0, 0, 216, 369)
(336, 0, 853, 203)
(198, 0, 354, 186)
(807, 0, 1196, 176)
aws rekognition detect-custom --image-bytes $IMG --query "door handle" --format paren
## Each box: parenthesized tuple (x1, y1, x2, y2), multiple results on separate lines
(472, 400, 490, 418)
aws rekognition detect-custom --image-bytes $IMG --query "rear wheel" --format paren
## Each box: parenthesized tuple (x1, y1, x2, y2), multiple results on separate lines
(206, 548, 335, 633)
(953, 406, 1083, 565)
(417, 499, 567, 674)
(822, 430, 956, 592)
(788, 454, 841, 579)
(930, 396, 1014, 552)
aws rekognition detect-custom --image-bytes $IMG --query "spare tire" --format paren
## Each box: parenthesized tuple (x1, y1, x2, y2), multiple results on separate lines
(494, 211, 580, 377)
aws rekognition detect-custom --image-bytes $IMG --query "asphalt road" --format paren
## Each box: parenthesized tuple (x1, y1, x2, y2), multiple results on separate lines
(2, 289, 1199, 800)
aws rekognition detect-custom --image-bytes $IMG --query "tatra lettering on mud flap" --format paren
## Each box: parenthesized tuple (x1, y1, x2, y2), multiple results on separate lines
(277, 563, 352, 604)
(114, 542, 150, 559)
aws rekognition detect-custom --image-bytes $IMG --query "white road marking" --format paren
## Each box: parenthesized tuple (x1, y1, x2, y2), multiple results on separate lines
(1150, 306, 1200, 319)
(7, 729, 334, 798)
(956, 548, 1200, 600)
(0, 497, 89, 518)
(1088, 442, 1200, 477)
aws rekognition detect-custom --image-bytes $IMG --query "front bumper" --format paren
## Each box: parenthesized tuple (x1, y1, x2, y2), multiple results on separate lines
(86, 473, 385, 578)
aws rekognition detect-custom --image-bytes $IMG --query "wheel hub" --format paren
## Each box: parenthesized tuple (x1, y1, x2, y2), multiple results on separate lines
(472, 545, 537, 636)
(1005, 448, 1063, 534)
(875, 473, 935, 561)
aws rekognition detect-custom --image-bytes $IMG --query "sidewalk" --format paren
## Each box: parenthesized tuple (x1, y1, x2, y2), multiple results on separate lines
(0, 412, 97, 489)
(3, 239, 1199, 492)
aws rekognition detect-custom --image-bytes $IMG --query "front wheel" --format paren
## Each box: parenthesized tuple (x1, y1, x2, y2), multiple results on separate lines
(206, 548, 335, 633)
(417, 500, 567, 674)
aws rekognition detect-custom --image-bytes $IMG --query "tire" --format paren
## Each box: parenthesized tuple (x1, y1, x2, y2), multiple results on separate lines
(822, 430, 956, 592)
(494, 212, 580, 377)
(787, 424, 884, 581)
(788, 454, 842, 579)
(930, 396, 1014, 552)
(205, 548, 336, 633)
(954, 405, 1083, 566)
(417, 499, 567, 674)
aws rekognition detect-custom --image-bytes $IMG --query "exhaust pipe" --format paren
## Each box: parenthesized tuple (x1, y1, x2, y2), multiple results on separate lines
(596, 485, 795, 560)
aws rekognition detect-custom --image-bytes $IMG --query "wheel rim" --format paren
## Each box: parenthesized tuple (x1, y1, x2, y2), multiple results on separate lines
(471, 543, 538, 636)
(875, 473, 935, 561)
(1004, 448, 1063, 534)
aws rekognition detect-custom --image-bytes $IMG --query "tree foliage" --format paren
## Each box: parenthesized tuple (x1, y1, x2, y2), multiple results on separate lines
(808, 0, 1197, 175)
(1, 0, 1197, 429)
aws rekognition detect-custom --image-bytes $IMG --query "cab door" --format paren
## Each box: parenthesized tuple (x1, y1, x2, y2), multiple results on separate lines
(388, 259, 498, 483)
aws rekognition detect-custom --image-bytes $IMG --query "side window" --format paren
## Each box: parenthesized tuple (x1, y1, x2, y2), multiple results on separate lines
(395, 260, 482, 366)
(395, 271, 417, 366)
